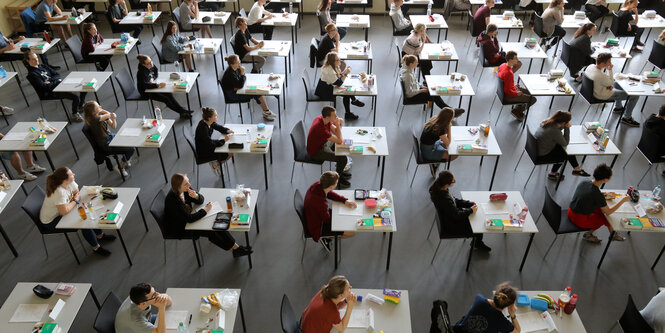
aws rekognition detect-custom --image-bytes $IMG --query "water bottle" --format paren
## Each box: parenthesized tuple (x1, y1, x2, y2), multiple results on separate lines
(154, 106, 163, 124)
(177, 322, 187, 333)
(71, 7, 77, 17)
(174, 60, 180, 72)
(564, 294, 577, 315)
(289, 2, 293, 14)
(427, 2, 432, 16)
(653, 185, 662, 199)
(557, 286, 571, 313)
(0, 65, 6, 79)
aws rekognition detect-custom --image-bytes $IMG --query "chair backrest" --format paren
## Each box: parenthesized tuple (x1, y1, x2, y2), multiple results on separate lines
(648, 40, 665, 69)
(495, 77, 506, 103)
(580, 72, 597, 103)
(93, 291, 121, 333)
(478, 43, 490, 67)
(239, 8, 247, 18)
(309, 38, 319, 68)
(411, 132, 424, 164)
(172, 6, 182, 26)
(114, 67, 141, 100)
(542, 187, 563, 233)
(21, 186, 48, 233)
(533, 13, 546, 38)
(65, 35, 84, 63)
(560, 40, 571, 68)
(610, 11, 620, 37)
(430, 299, 453, 333)
(82, 125, 109, 166)
(151, 36, 169, 65)
(524, 126, 540, 163)
(301, 69, 311, 97)
(290, 121, 308, 163)
(149, 190, 172, 239)
(619, 294, 654, 333)
(399, 79, 408, 103)
(105, 11, 120, 34)
(317, 12, 327, 35)
(280, 294, 300, 333)
(182, 125, 200, 163)
(637, 124, 664, 163)
(468, 10, 477, 37)
(293, 189, 311, 238)
(394, 40, 401, 68)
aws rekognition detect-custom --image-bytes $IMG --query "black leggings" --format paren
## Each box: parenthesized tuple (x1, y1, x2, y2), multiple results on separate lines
(146, 93, 188, 114)
(539, 145, 579, 173)
(51, 92, 87, 114)
(342, 96, 358, 115)
(113, 23, 143, 38)
(547, 26, 566, 46)
(405, 92, 448, 109)
(197, 231, 236, 251)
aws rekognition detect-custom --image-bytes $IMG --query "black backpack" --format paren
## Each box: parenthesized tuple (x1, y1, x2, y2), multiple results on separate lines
(430, 299, 454, 333)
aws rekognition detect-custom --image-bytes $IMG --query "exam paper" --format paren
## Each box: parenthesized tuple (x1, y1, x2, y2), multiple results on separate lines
(204, 201, 224, 217)
(118, 128, 141, 137)
(0, 191, 7, 204)
(339, 308, 374, 329)
(165, 310, 189, 329)
(517, 311, 550, 332)
(10, 304, 48, 323)
(62, 77, 83, 85)
(481, 202, 510, 215)
(1, 132, 28, 141)
(337, 203, 364, 216)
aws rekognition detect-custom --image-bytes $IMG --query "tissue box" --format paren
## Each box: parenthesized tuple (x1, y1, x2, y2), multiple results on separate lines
(574, 11, 586, 19)
(503, 10, 515, 18)
(548, 69, 564, 79)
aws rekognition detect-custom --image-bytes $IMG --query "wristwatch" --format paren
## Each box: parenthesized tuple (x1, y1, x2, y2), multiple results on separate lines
(510, 315, 517, 320)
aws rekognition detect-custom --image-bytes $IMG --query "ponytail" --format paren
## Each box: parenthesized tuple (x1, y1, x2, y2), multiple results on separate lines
(320, 275, 348, 300)
(46, 167, 70, 197)
(492, 282, 517, 309)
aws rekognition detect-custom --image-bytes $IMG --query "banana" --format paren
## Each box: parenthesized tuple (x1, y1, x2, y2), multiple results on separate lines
(537, 293, 556, 306)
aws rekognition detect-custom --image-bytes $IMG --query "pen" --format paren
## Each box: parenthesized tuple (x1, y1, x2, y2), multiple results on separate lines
(188, 314, 192, 325)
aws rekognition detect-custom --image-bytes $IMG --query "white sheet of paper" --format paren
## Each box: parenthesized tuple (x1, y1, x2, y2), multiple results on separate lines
(455, 131, 477, 141)
(49, 299, 66, 320)
(158, 123, 166, 133)
(9, 304, 48, 323)
(481, 202, 510, 215)
(62, 77, 83, 85)
(0, 191, 7, 204)
(337, 203, 363, 216)
(113, 201, 124, 214)
(165, 310, 189, 330)
(615, 203, 636, 214)
(118, 128, 141, 137)
(2, 132, 28, 141)
(517, 311, 550, 332)
(339, 307, 374, 329)
(569, 131, 587, 144)
(204, 201, 224, 217)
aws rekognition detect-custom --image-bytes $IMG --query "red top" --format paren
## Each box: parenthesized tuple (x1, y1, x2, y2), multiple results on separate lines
(304, 180, 348, 242)
(81, 33, 103, 59)
(498, 63, 518, 98)
(301, 291, 343, 333)
(307, 115, 332, 157)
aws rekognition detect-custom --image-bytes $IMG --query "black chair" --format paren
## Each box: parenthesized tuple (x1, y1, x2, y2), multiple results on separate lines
(289, 121, 324, 183)
(65, 35, 98, 70)
(172, 6, 200, 34)
(25, 78, 73, 123)
(430, 299, 454, 333)
(393, 40, 402, 86)
(239, 8, 247, 18)
(93, 291, 121, 333)
(514, 126, 568, 186)
(533, 13, 560, 53)
(309, 37, 321, 70)
(82, 125, 127, 182)
(558, 40, 586, 77)
(407, 133, 443, 187)
(622, 125, 665, 186)
(540, 187, 589, 259)
(301, 68, 326, 121)
(578, 72, 614, 124)
(618, 294, 654, 332)
(489, 77, 529, 125)
(150, 190, 203, 267)
(115, 67, 149, 117)
(641, 39, 665, 73)
(397, 80, 428, 125)
(610, 10, 634, 49)
(151, 36, 175, 71)
(473, 43, 495, 84)
(280, 294, 300, 333)
(430, 210, 474, 268)
(218, 79, 252, 123)
(317, 12, 328, 36)
(293, 189, 314, 262)
(21, 186, 81, 265)
(182, 126, 227, 188)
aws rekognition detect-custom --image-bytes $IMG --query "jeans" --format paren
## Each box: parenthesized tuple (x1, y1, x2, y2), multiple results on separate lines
(312, 141, 348, 174)
(44, 215, 102, 247)
(609, 82, 637, 118)
(50, 92, 87, 114)
(628, 24, 644, 47)
(420, 141, 446, 161)
(504, 87, 537, 111)
(103, 133, 135, 162)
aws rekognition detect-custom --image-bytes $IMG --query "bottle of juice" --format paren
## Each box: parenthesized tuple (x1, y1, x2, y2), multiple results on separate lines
(77, 203, 87, 220)
(558, 286, 571, 312)
(564, 294, 577, 314)
(147, 3, 153, 15)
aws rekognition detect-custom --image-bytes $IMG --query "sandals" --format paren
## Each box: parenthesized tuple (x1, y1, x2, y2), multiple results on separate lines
(572, 169, 590, 177)
(583, 232, 601, 243)
(612, 233, 625, 241)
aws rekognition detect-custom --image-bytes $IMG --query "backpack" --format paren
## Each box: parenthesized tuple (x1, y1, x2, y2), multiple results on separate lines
(430, 299, 454, 333)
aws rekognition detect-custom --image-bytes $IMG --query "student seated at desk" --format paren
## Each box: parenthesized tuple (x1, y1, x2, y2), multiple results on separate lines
(430, 170, 491, 251)
(644, 104, 665, 177)
(82, 101, 134, 177)
(307, 107, 352, 188)
(81, 23, 110, 72)
(478, 24, 523, 71)
(161, 21, 196, 72)
(569, 23, 597, 81)
(317, 24, 343, 67)
(135, 54, 193, 118)
(658, 29, 665, 46)
(402, 23, 434, 79)
(247, 0, 275, 40)
(304, 171, 356, 251)
(180, 0, 213, 39)
(315, 52, 365, 121)
(39, 167, 115, 256)
(232, 17, 266, 74)
(400, 55, 464, 115)
(0, 31, 58, 70)
(24, 51, 86, 122)
(420, 108, 458, 171)
(318, 0, 347, 39)
(115, 282, 172, 333)
(585, 0, 609, 24)
(390, 0, 411, 36)
(472, 0, 494, 37)
(584, 53, 640, 127)
(454, 282, 521, 333)
(497, 51, 536, 122)
(541, 0, 566, 52)
(220, 54, 276, 121)
(107, 0, 143, 41)
(617, 0, 645, 53)
(534, 111, 590, 181)
(641, 289, 665, 333)
(301, 275, 357, 333)
(0, 134, 46, 181)
(568, 163, 630, 243)
(195, 107, 233, 176)
(165, 173, 252, 257)
(34, 0, 73, 43)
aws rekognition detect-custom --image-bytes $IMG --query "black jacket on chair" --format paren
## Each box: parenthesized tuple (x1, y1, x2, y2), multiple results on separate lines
(26, 64, 62, 98)
(194, 120, 230, 163)
(164, 190, 206, 237)
(430, 188, 474, 237)
(137, 65, 159, 95)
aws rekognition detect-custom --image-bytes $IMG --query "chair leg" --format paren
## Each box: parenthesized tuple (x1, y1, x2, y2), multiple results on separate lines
(300, 236, 307, 263)
(398, 105, 405, 124)
(637, 164, 653, 187)
(514, 150, 526, 171)
(63, 233, 81, 265)
(430, 239, 442, 264)
(524, 165, 537, 187)
(290, 162, 296, 183)
(192, 239, 202, 267)
(622, 149, 638, 169)
(495, 105, 503, 126)
(406, 151, 413, 169)
(427, 217, 436, 239)
(41, 235, 48, 258)
(579, 104, 592, 124)
(543, 234, 559, 258)
(163, 241, 167, 264)
(76, 231, 87, 255)
(410, 165, 419, 187)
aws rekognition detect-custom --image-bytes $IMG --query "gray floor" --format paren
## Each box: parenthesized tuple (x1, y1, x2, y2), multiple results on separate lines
(0, 11, 664, 333)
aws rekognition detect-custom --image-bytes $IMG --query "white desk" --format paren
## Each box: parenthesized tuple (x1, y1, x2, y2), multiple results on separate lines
(636, 14, 665, 42)
(109, 118, 178, 182)
(489, 15, 524, 41)
(189, 11, 232, 50)
(261, 13, 298, 51)
(266, 0, 303, 28)
(448, 126, 502, 190)
(89, 37, 140, 79)
(333, 74, 379, 125)
(519, 74, 576, 112)
(561, 15, 592, 30)
(331, 190, 396, 270)
(0, 282, 98, 333)
(591, 41, 632, 71)
(0, 180, 23, 257)
(46, 12, 93, 36)
(0, 72, 28, 112)
(247, 40, 292, 82)
(338, 41, 373, 72)
(237, 74, 285, 128)
(336, 127, 389, 188)
(336, 14, 370, 41)
(335, 0, 370, 14)
(461, 191, 538, 271)
(0, 122, 77, 171)
(335, 289, 411, 332)
(615, 75, 665, 114)
(6, 38, 61, 55)
(410, 14, 448, 42)
(517, 291, 587, 332)
(214, 124, 274, 189)
(140, 0, 173, 12)
(597, 189, 665, 270)
(165, 288, 244, 333)
(419, 42, 459, 74)
(144, 72, 202, 112)
(186, 188, 260, 268)
(425, 74, 475, 125)
(52, 71, 118, 107)
(565, 125, 621, 172)
(501, 42, 548, 73)
(179, 38, 225, 81)
(119, 11, 162, 37)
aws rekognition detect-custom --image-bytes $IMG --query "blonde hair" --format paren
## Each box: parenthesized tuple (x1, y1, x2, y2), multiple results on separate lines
(322, 52, 340, 74)
(411, 23, 426, 35)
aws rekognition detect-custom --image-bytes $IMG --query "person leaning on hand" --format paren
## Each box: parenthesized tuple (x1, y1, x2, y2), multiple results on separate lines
(115, 282, 172, 333)
(301, 275, 357, 333)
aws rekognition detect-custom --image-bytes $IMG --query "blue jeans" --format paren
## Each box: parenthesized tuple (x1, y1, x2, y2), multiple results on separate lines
(420, 140, 446, 161)
(44, 216, 102, 247)
(102, 132, 135, 162)
(610, 82, 638, 118)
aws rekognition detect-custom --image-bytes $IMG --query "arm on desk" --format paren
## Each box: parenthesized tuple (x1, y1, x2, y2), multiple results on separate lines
(332, 293, 357, 332)
(601, 195, 631, 215)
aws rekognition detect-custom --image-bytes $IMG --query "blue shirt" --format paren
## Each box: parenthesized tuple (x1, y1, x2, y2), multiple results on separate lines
(0, 32, 8, 49)
(454, 294, 515, 333)
(35, 1, 54, 24)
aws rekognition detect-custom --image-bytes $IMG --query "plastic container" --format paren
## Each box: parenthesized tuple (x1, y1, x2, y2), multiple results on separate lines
(563, 294, 577, 314)
(177, 322, 187, 333)
(154, 106, 163, 124)
(558, 286, 571, 310)
(44, 31, 51, 43)
(653, 185, 661, 199)
(0, 65, 6, 79)
(627, 186, 634, 196)
(289, 2, 293, 14)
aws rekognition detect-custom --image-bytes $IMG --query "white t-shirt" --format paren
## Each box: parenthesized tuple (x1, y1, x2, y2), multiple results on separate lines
(39, 181, 78, 224)
(641, 291, 665, 333)
(247, 2, 265, 26)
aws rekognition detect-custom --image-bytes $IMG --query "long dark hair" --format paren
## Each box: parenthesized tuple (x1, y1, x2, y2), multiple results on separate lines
(160, 21, 178, 44)
(540, 110, 572, 128)
(424, 107, 454, 136)
(429, 170, 454, 196)
(573, 23, 595, 39)
(318, 0, 330, 11)
(46, 167, 70, 197)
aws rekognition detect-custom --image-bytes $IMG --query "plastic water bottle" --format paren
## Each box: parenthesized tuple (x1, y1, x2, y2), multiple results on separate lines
(289, 2, 293, 14)
(653, 185, 662, 199)
(154, 106, 163, 124)
(177, 322, 187, 333)
(71, 7, 77, 17)
(427, 2, 432, 16)
(0, 65, 6, 79)
(174, 60, 180, 71)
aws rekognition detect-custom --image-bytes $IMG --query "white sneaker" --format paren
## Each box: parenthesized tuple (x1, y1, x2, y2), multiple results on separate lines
(115, 166, 129, 177)
(0, 106, 15, 115)
(25, 164, 46, 173)
(125, 160, 132, 167)
(209, 160, 221, 176)
(344, 157, 352, 172)
(262, 110, 276, 121)
(18, 172, 37, 181)
(71, 112, 83, 122)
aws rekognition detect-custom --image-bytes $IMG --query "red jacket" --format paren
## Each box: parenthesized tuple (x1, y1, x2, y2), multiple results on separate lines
(81, 33, 103, 60)
(497, 63, 518, 98)
(304, 181, 348, 242)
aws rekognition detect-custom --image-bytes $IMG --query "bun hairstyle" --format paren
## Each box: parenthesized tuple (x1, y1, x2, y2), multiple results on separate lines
(492, 282, 517, 309)
(136, 54, 149, 65)
(402, 54, 417, 67)
(202, 107, 216, 121)
(224, 54, 239, 65)
(320, 275, 348, 300)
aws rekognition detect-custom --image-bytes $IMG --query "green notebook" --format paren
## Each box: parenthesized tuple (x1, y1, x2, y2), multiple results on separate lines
(41, 323, 59, 333)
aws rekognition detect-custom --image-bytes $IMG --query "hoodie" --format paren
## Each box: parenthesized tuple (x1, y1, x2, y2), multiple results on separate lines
(477, 31, 501, 63)
(644, 114, 665, 157)
(497, 63, 518, 98)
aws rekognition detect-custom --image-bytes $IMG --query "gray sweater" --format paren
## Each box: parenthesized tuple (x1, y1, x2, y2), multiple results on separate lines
(162, 34, 188, 63)
(542, 7, 563, 37)
(399, 66, 421, 98)
(534, 125, 570, 156)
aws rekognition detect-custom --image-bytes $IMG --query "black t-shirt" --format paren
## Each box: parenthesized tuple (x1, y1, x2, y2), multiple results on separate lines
(317, 35, 336, 63)
(454, 294, 515, 333)
(617, 10, 634, 35)
(569, 180, 607, 215)
(420, 125, 447, 146)
(233, 29, 252, 60)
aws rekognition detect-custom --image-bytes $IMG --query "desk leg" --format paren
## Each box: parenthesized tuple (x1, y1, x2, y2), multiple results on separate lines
(262, 154, 268, 189)
(64, 126, 79, 160)
(244, 231, 253, 269)
(334, 235, 339, 270)
(506, 29, 511, 42)
(94, 92, 100, 104)
(437, 29, 441, 43)
(540, 59, 545, 74)
(214, 55, 219, 82)
(519, 233, 535, 272)
(157, 148, 168, 182)
(597, 230, 615, 269)
(196, 80, 202, 107)
(652, 242, 665, 270)
(222, 24, 228, 53)
(372, 96, 377, 126)
(239, 295, 247, 332)
(89, 287, 101, 309)
(518, 29, 523, 42)
(270, 142, 273, 164)
(365, 28, 368, 41)
(150, 24, 155, 37)
(527, 59, 533, 73)
(288, 53, 292, 73)
(16, 76, 29, 107)
(254, 206, 260, 234)
(173, 130, 180, 158)
(568, 95, 575, 111)
(59, 45, 69, 70)
(379, 156, 386, 189)
(277, 96, 281, 128)
(386, 232, 393, 270)
(466, 237, 475, 272)
(466, 96, 473, 126)
(0, 224, 18, 257)
(137, 197, 148, 232)
(489, 156, 500, 190)
(125, 55, 133, 79)
(639, 96, 648, 113)
(549, 96, 554, 110)
(291, 28, 295, 54)
(44, 151, 56, 171)
(447, 61, 451, 75)
(117, 230, 133, 266)
(109, 78, 120, 107)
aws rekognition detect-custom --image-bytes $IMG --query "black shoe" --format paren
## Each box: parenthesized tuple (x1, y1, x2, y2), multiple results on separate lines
(344, 112, 359, 120)
(620, 117, 640, 127)
(320, 238, 331, 253)
(572, 169, 590, 177)
(341, 171, 352, 179)
(232, 246, 253, 258)
(474, 241, 492, 252)
(180, 110, 194, 118)
(453, 108, 465, 118)
(351, 99, 365, 107)
(93, 247, 111, 256)
(136, 40, 142, 45)
(337, 178, 351, 189)
(662, 170, 665, 177)
(613, 106, 625, 114)
(511, 109, 525, 121)
(97, 234, 116, 242)
(547, 173, 565, 181)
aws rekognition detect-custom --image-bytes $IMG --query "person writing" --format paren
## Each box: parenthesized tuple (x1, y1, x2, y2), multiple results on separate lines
(301, 275, 357, 333)
(643, 104, 665, 177)
(617, 0, 644, 53)
(568, 163, 630, 243)
(82, 101, 134, 177)
(304, 171, 356, 252)
(165, 173, 253, 257)
(315, 52, 364, 121)
(232, 17, 266, 73)
(135, 54, 193, 118)
(541, 0, 565, 52)
(247, 0, 275, 40)
(454, 282, 521, 333)
(430, 170, 491, 251)
(220, 54, 276, 121)
(107, 0, 143, 41)
(568, 23, 597, 81)
(34, 0, 72, 43)
(0, 133, 46, 181)
(115, 282, 172, 333)
(195, 107, 233, 177)
(497, 51, 537, 121)
(318, 0, 346, 39)
(390, 0, 412, 36)
(81, 23, 110, 72)
(584, 52, 640, 127)
(317, 24, 342, 67)
(472, 0, 494, 36)
(534, 111, 589, 182)
(420, 108, 459, 174)
(307, 107, 352, 188)
(477, 24, 523, 70)
(180, 0, 213, 38)
(402, 23, 434, 78)
(400, 55, 464, 115)
(160, 21, 196, 72)
(39, 167, 115, 256)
